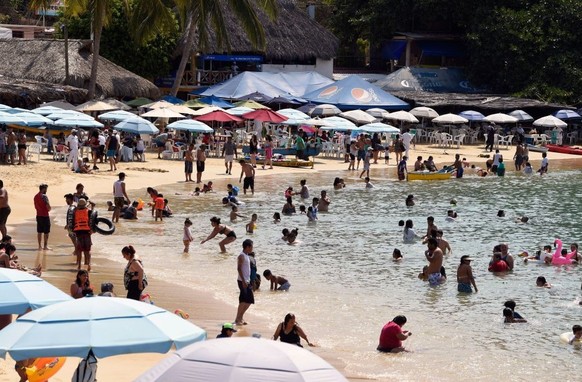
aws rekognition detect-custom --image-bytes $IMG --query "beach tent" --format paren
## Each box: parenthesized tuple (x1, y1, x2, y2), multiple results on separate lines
(0, 27, 12, 39)
(303, 75, 409, 110)
(200, 71, 333, 99)
(376, 67, 482, 93)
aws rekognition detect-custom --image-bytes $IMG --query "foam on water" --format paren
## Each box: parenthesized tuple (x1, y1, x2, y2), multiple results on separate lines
(89, 168, 582, 380)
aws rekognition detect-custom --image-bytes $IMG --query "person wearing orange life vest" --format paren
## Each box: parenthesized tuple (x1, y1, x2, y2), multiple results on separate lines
(154, 193, 165, 222)
(72, 198, 93, 272)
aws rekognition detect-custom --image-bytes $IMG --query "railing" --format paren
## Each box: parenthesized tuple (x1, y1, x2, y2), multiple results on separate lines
(197, 70, 233, 86)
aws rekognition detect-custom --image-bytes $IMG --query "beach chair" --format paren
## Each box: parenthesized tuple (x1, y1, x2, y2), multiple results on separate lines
(452, 134, 466, 149)
(53, 144, 69, 161)
(567, 132, 577, 144)
(498, 135, 513, 149)
(34, 135, 48, 152)
(440, 133, 453, 148)
(27, 143, 42, 162)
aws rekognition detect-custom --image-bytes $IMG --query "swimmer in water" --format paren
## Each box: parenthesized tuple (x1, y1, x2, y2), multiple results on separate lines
(392, 248, 403, 262)
(503, 300, 525, 320)
(536, 276, 552, 288)
(405, 194, 414, 207)
(569, 325, 582, 344)
(281, 228, 290, 241)
(246, 213, 258, 234)
(230, 206, 245, 222)
(273, 212, 281, 224)
(503, 307, 527, 323)
(286, 228, 299, 244)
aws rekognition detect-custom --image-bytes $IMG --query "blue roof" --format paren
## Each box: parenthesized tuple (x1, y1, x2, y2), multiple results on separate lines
(302, 75, 409, 110)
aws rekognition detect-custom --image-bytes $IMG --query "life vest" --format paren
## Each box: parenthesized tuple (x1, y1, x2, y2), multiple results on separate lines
(73, 208, 91, 232)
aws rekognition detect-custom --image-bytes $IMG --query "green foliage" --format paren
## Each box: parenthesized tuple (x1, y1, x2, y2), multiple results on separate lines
(55, 0, 179, 80)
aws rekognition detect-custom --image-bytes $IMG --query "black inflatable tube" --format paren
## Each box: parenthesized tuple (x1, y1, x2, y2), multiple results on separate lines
(94, 217, 115, 235)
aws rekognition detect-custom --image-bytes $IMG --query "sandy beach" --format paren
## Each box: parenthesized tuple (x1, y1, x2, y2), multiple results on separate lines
(0, 142, 580, 382)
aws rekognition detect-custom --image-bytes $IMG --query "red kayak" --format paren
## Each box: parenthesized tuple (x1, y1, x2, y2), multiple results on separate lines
(545, 144, 582, 155)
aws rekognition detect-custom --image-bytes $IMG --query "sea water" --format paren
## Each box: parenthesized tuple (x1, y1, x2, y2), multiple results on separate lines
(87, 167, 582, 381)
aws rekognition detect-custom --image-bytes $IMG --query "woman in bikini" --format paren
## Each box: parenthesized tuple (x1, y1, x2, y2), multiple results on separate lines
(122, 245, 146, 300)
(272, 313, 314, 347)
(200, 216, 237, 253)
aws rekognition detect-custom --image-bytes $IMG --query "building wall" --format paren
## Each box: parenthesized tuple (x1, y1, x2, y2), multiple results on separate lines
(262, 58, 334, 79)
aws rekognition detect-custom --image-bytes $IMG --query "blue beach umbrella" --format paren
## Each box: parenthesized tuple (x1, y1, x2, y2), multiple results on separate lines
(167, 119, 213, 133)
(0, 268, 72, 315)
(46, 110, 93, 121)
(4, 107, 29, 114)
(115, 117, 159, 135)
(30, 106, 64, 116)
(198, 95, 235, 109)
(97, 110, 136, 122)
(458, 110, 485, 121)
(161, 95, 185, 105)
(13, 112, 54, 127)
(54, 118, 104, 129)
(0, 111, 28, 126)
(320, 116, 358, 131)
(553, 109, 581, 120)
(0, 296, 207, 360)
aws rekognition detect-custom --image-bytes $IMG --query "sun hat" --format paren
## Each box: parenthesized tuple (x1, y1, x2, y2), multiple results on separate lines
(222, 322, 237, 332)
(461, 255, 473, 262)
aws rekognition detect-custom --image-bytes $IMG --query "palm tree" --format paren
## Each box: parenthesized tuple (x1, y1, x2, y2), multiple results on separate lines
(28, 0, 52, 27)
(129, 0, 278, 96)
(65, 0, 115, 99)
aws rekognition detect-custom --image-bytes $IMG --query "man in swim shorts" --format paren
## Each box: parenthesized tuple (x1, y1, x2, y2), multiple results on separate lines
(196, 144, 206, 183)
(235, 239, 254, 325)
(457, 255, 478, 293)
(425, 237, 444, 286)
(239, 159, 256, 195)
(222, 135, 237, 175)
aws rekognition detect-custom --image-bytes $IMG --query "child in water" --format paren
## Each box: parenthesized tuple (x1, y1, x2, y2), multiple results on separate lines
(307, 206, 317, 221)
(246, 213, 258, 233)
(364, 177, 374, 188)
(230, 206, 245, 222)
(154, 193, 164, 222)
(569, 325, 582, 344)
(284, 186, 294, 198)
(503, 307, 527, 323)
(201, 181, 213, 193)
(273, 212, 281, 223)
(393, 248, 403, 261)
(183, 218, 194, 253)
(263, 269, 291, 291)
(299, 205, 306, 215)
(162, 199, 173, 217)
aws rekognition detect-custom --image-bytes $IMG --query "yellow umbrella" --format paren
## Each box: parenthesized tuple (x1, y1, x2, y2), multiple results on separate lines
(234, 100, 270, 110)
(183, 99, 209, 109)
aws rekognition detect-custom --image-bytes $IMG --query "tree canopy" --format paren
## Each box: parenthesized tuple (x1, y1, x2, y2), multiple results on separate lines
(325, 0, 582, 104)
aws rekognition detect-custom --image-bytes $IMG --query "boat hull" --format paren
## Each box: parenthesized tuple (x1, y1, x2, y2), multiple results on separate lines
(242, 145, 321, 157)
(407, 171, 453, 181)
(526, 144, 548, 153)
(545, 144, 582, 155)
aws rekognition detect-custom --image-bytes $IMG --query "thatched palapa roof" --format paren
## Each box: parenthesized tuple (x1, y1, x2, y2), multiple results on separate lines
(0, 39, 160, 100)
(0, 76, 87, 108)
(199, 0, 339, 61)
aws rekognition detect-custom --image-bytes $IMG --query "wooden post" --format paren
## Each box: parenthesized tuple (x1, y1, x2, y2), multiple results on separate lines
(63, 24, 69, 85)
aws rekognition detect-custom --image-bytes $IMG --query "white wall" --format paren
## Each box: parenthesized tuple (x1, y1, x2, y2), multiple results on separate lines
(262, 58, 334, 79)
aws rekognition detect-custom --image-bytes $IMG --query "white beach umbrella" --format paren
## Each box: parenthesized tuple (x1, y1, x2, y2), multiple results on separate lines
(365, 108, 391, 119)
(98, 110, 136, 122)
(508, 110, 534, 122)
(302, 117, 333, 127)
(14, 112, 54, 126)
(167, 119, 213, 133)
(359, 122, 400, 134)
(458, 110, 485, 121)
(115, 117, 159, 134)
(46, 110, 93, 121)
(54, 118, 104, 129)
(0, 111, 28, 126)
(104, 99, 132, 111)
(278, 108, 310, 120)
(310, 104, 341, 117)
(76, 100, 118, 112)
(483, 113, 519, 124)
(189, 106, 225, 116)
(0, 104, 12, 110)
(387, 110, 419, 123)
(410, 106, 439, 119)
(432, 113, 469, 124)
(141, 108, 185, 119)
(320, 116, 358, 131)
(339, 109, 377, 124)
(225, 106, 254, 116)
(169, 105, 199, 116)
(30, 106, 64, 116)
(141, 100, 175, 110)
(533, 115, 567, 128)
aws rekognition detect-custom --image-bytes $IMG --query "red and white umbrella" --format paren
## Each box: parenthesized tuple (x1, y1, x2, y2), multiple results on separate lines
(195, 111, 243, 123)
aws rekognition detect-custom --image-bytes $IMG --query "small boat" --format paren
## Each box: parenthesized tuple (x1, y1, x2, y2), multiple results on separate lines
(526, 144, 548, 153)
(246, 155, 313, 168)
(407, 170, 454, 181)
(545, 144, 582, 155)
(242, 145, 321, 158)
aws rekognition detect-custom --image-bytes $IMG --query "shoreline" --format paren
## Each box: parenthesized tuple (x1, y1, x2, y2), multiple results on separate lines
(1, 145, 581, 381)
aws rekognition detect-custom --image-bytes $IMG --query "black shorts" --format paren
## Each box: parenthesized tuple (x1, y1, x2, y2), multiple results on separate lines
(377, 346, 394, 353)
(196, 161, 205, 173)
(36, 216, 51, 234)
(237, 280, 255, 304)
(243, 176, 254, 190)
(349, 153, 355, 160)
(0, 206, 10, 225)
(226, 231, 237, 239)
(75, 231, 92, 252)
(185, 160, 193, 174)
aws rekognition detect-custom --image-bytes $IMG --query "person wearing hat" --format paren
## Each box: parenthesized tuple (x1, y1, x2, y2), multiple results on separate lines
(72, 198, 93, 272)
(33, 183, 51, 250)
(66, 129, 80, 170)
(457, 255, 477, 293)
(216, 322, 237, 338)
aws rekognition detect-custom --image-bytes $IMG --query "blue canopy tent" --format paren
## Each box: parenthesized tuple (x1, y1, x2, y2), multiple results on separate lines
(302, 75, 409, 111)
(376, 67, 482, 93)
(200, 72, 333, 100)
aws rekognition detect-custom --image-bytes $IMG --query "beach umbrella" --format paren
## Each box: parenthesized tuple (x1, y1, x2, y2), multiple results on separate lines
(483, 113, 519, 124)
(135, 338, 348, 382)
(366, 108, 391, 120)
(0, 103, 12, 110)
(359, 122, 400, 134)
(167, 119, 213, 133)
(241, 109, 288, 123)
(267, 96, 302, 106)
(198, 96, 235, 109)
(278, 108, 310, 120)
(141, 100, 175, 110)
(320, 116, 358, 131)
(458, 110, 485, 121)
(161, 95, 185, 105)
(433, 113, 468, 124)
(183, 99, 209, 109)
(126, 97, 153, 107)
(75, 101, 118, 112)
(533, 115, 567, 128)
(54, 118, 104, 129)
(310, 104, 341, 117)
(195, 111, 243, 123)
(387, 110, 419, 123)
(234, 100, 270, 110)
(410, 106, 439, 119)
(104, 99, 132, 111)
(13, 112, 54, 127)
(30, 105, 64, 116)
(225, 106, 254, 116)
(115, 117, 159, 134)
(46, 110, 93, 121)
(189, 106, 225, 117)
(97, 110, 136, 122)
(0, 268, 72, 315)
(0, 296, 206, 360)
(5, 108, 29, 114)
(141, 108, 185, 119)
(236, 91, 273, 103)
(39, 100, 77, 110)
(553, 109, 581, 120)
(0, 111, 28, 126)
(297, 102, 317, 114)
(302, 118, 333, 127)
(168, 105, 199, 116)
(339, 109, 377, 124)
(508, 110, 533, 122)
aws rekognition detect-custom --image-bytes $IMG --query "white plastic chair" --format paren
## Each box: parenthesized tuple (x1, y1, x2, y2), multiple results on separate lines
(440, 133, 453, 148)
(452, 134, 466, 149)
(34, 136, 48, 152)
(498, 135, 513, 149)
(567, 132, 577, 144)
(27, 143, 42, 162)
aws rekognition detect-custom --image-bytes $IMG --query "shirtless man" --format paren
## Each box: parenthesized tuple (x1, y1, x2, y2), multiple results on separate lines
(356, 134, 366, 170)
(513, 143, 524, 171)
(239, 159, 255, 195)
(457, 255, 478, 293)
(436, 230, 452, 255)
(317, 190, 331, 212)
(0, 180, 9, 239)
(184, 144, 194, 182)
(6, 128, 16, 165)
(425, 238, 444, 286)
(425, 216, 438, 239)
(196, 144, 206, 183)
